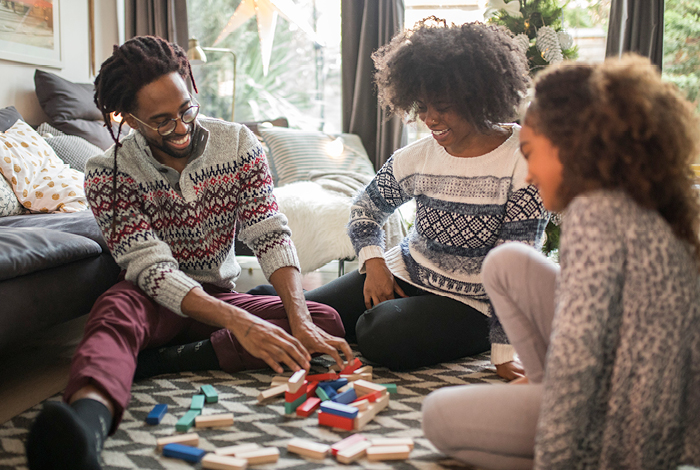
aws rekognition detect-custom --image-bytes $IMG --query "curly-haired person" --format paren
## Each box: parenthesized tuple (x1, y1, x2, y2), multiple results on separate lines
(423, 54, 700, 470)
(251, 20, 549, 375)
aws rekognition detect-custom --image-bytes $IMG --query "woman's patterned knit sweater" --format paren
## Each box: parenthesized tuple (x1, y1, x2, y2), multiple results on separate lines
(349, 126, 548, 362)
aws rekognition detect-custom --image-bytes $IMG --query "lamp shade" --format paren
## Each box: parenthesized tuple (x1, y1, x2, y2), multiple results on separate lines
(187, 38, 207, 64)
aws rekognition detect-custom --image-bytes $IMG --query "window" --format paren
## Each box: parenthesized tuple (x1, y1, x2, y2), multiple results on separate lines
(186, 0, 342, 132)
(663, 0, 700, 113)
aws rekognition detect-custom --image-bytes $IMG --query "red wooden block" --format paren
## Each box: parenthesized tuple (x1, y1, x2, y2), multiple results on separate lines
(318, 411, 354, 431)
(296, 397, 321, 417)
(354, 390, 384, 403)
(331, 433, 367, 456)
(340, 358, 363, 375)
(306, 372, 339, 382)
(285, 380, 308, 402)
(306, 381, 318, 398)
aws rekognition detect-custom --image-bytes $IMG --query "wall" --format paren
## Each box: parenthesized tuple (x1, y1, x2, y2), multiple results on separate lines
(0, 0, 120, 126)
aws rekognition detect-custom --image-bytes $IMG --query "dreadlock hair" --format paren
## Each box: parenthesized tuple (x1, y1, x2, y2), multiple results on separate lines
(93, 35, 197, 238)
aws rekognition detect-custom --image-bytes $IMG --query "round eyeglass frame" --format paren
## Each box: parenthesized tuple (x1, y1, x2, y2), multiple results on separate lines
(129, 104, 200, 137)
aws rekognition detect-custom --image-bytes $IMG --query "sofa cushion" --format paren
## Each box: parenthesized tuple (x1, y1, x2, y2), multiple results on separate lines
(0, 106, 23, 132)
(34, 69, 128, 150)
(37, 122, 104, 172)
(0, 172, 24, 217)
(0, 227, 102, 281)
(0, 210, 110, 251)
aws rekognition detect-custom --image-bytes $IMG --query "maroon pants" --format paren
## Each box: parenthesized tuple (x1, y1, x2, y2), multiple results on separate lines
(64, 279, 344, 432)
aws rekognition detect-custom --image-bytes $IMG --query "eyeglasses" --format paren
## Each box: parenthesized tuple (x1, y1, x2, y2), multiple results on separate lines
(129, 104, 200, 137)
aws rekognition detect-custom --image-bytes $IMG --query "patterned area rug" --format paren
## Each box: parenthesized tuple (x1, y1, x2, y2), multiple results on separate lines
(0, 352, 502, 470)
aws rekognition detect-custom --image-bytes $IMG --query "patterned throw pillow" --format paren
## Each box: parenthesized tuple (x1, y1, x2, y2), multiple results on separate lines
(0, 172, 23, 217)
(259, 128, 376, 187)
(0, 120, 87, 213)
(37, 122, 104, 172)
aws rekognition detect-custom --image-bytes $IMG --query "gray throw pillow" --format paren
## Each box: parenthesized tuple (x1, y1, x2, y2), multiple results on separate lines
(0, 106, 23, 132)
(38, 123, 104, 172)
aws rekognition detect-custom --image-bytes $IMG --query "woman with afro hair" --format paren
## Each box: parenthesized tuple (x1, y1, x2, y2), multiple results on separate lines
(296, 19, 549, 376)
(423, 55, 700, 469)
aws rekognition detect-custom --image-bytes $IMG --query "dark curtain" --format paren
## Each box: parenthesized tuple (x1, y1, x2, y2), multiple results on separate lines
(125, 0, 189, 47)
(605, 0, 664, 68)
(342, 0, 405, 171)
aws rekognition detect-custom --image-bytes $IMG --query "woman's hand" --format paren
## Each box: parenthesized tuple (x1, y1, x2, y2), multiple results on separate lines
(495, 360, 526, 382)
(363, 258, 408, 309)
(291, 321, 354, 370)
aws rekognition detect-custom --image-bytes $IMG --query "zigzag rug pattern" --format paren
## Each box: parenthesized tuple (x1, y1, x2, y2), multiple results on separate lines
(0, 353, 501, 469)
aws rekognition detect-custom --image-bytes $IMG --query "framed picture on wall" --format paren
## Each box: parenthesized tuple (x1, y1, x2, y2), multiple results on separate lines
(0, 0, 62, 68)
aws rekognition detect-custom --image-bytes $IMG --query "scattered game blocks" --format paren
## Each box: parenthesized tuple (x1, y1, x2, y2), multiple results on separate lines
(156, 432, 199, 451)
(201, 453, 248, 470)
(163, 443, 207, 463)
(366, 444, 412, 461)
(284, 380, 307, 402)
(284, 393, 307, 415)
(214, 443, 260, 457)
(190, 394, 205, 410)
(306, 372, 339, 382)
(176, 409, 201, 432)
(320, 401, 359, 419)
(146, 404, 168, 425)
(336, 440, 372, 464)
(353, 379, 387, 396)
(318, 411, 355, 431)
(287, 369, 307, 394)
(315, 386, 330, 401)
(331, 434, 366, 456)
(354, 392, 390, 430)
(296, 397, 321, 417)
(340, 358, 363, 375)
(201, 385, 219, 403)
(320, 378, 348, 391)
(332, 388, 357, 405)
(235, 447, 280, 465)
(195, 413, 234, 428)
(287, 438, 331, 459)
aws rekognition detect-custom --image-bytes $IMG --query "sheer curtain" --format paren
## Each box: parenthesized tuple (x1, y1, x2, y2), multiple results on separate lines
(605, 0, 664, 67)
(341, 0, 406, 170)
(125, 0, 188, 46)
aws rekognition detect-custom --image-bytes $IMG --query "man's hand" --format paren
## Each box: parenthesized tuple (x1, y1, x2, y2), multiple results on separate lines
(292, 321, 354, 370)
(363, 258, 407, 309)
(495, 360, 526, 382)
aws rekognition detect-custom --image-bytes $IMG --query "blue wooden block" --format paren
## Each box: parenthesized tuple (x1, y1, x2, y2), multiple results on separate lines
(200, 384, 218, 403)
(319, 385, 338, 399)
(162, 443, 206, 462)
(146, 404, 168, 425)
(332, 388, 357, 405)
(190, 394, 205, 410)
(320, 400, 359, 419)
(320, 378, 348, 390)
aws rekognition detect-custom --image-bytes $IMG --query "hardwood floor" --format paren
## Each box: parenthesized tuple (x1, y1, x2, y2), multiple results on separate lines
(0, 257, 357, 425)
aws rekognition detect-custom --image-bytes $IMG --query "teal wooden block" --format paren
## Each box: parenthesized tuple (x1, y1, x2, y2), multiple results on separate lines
(380, 383, 398, 394)
(200, 385, 218, 403)
(315, 386, 330, 401)
(175, 409, 201, 432)
(190, 394, 205, 410)
(284, 393, 307, 414)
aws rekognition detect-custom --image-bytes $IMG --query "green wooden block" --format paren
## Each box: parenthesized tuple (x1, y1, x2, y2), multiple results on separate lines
(190, 394, 205, 410)
(315, 386, 330, 402)
(201, 385, 218, 403)
(380, 383, 398, 394)
(175, 409, 201, 432)
(284, 393, 307, 415)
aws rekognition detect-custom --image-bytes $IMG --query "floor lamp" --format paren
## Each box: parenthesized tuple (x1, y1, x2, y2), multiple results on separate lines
(187, 38, 237, 122)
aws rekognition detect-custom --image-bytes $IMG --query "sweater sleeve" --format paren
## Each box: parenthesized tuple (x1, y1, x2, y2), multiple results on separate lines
(84, 159, 201, 316)
(234, 129, 300, 279)
(534, 197, 625, 469)
(347, 156, 412, 269)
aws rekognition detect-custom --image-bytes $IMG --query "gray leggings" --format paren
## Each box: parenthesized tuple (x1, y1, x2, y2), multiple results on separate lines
(422, 243, 559, 470)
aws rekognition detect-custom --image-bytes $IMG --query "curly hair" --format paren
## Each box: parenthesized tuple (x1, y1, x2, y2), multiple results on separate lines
(372, 19, 530, 132)
(526, 54, 700, 265)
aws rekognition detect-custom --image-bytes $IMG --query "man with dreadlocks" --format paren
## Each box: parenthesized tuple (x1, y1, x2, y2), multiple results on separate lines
(25, 36, 352, 470)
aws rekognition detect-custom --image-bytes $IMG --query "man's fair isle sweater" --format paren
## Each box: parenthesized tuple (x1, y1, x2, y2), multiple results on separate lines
(84, 117, 299, 316)
(349, 126, 548, 362)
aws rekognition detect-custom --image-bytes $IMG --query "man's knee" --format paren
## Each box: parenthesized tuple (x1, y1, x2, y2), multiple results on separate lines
(355, 306, 408, 369)
(307, 301, 345, 338)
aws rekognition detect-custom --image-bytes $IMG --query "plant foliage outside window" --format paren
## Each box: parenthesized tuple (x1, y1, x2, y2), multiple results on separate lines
(663, 0, 700, 114)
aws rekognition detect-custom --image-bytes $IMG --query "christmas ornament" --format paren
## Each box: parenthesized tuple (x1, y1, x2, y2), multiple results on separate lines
(536, 26, 563, 63)
(514, 33, 531, 55)
(557, 30, 574, 50)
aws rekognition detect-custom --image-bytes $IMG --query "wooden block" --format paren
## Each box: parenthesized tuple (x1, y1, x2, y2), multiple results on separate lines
(284, 393, 307, 414)
(235, 447, 280, 465)
(296, 397, 321, 417)
(306, 372, 339, 382)
(146, 404, 168, 425)
(288, 369, 307, 394)
(318, 411, 355, 431)
(340, 372, 372, 382)
(353, 366, 373, 375)
(306, 381, 318, 398)
(379, 383, 398, 394)
(214, 443, 261, 456)
(336, 440, 372, 464)
(331, 434, 366, 456)
(284, 381, 308, 402)
(336, 382, 354, 394)
(320, 401, 359, 419)
(332, 388, 357, 405)
(201, 453, 248, 470)
(355, 390, 384, 403)
(190, 394, 205, 410)
(366, 444, 411, 461)
(176, 409, 201, 432)
(163, 443, 207, 463)
(340, 358, 363, 375)
(315, 386, 330, 401)
(328, 363, 342, 372)
(257, 383, 287, 403)
(354, 392, 390, 430)
(201, 385, 219, 403)
(353, 379, 386, 396)
(370, 437, 414, 450)
(287, 438, 330, 459)
(195, 413, 234, 428)
(156, 432, 199, 451)
(348, 399, 369, 411)
(320, 378, 348, 390)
